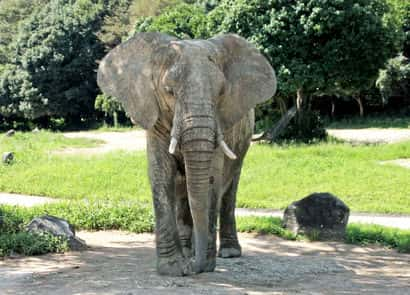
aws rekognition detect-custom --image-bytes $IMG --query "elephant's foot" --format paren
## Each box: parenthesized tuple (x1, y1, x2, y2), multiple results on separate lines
(204, 257, 216, 272)
(218, 242, 242, 258)
(157, 255, 188, 276)
(182, 246, 193, 258)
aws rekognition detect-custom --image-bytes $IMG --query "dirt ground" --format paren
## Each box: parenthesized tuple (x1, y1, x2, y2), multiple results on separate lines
(1, 231, 409, 295)
(55, 130, 147, 155)
(327, 128, 410, 144)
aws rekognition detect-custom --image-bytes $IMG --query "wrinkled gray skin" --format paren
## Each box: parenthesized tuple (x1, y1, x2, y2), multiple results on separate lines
(97, 32, 276, 276)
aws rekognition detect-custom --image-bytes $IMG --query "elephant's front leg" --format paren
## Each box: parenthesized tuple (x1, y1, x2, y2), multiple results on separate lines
(147, 133, 187, 276)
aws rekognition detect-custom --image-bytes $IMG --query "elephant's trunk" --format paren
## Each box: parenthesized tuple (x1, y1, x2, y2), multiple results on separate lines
(181, 113, 215, 273)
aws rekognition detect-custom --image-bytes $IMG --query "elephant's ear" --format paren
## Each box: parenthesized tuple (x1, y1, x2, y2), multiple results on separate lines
(209, 34, 277, 130)
(97, 32, 178, 129)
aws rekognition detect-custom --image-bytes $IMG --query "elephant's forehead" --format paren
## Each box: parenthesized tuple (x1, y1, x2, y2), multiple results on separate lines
(171, 40, 217, 55)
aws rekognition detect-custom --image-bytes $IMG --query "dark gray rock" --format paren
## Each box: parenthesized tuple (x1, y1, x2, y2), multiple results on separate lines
(26, 215, 87, 250)
(5, 129, 15, 137)
(2, 152, 14, 164)
(283, 192, 350, 240)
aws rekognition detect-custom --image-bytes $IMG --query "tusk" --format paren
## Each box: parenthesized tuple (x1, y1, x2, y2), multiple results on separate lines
(169, 137, 178, 154)
(220, 140, 237, 160)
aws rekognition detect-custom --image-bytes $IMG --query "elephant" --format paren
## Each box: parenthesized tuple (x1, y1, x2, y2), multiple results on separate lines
(97, 32, 276, 276)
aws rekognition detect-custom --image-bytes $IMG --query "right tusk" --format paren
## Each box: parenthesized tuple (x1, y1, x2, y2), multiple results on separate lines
(169, 137, 178, 154)
(220, 140, 237, 160)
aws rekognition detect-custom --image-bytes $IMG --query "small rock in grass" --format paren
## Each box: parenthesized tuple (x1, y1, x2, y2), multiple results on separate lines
(283, 192, 350, 240)
(32, 127, 40, 133)
(26, 215, 87, 251)
(2, 152, 14, 164)
(5, 129, 15, 137)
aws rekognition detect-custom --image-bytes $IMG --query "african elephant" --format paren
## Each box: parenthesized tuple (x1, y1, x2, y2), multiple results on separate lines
(97, 32, 276, 276)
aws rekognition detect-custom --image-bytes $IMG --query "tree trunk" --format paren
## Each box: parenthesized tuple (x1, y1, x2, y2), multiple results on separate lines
(253, 106, 297, 142)
(296, 88, 304, 112)
(331, 99, 336, 119)
(275, 96, 287, 115)
(296, 88, 308, 131)
(113, 111, 118, 128)
(354, 95, 364, 117)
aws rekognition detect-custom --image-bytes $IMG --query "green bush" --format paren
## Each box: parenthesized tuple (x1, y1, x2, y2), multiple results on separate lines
(0, 232, 68, 257)
(278, 111, 327, 143)
(346, 223, 410, 253)
(0, 201, 154, 234)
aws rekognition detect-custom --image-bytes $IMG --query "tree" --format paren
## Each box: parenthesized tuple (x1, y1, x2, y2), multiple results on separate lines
(94, 93, 123, 127)
(0, 0, 105, 122)
(387, 0, 410, 57)
(0, 0, 48, 65)
(208, 0, 402, 123)
(376, 54, 410, 104)
(134, 3, 208, 39)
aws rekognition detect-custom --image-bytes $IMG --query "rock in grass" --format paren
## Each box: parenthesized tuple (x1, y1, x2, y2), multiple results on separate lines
(5, 129, 15, 137)
(2, 152, 14, 164)
(32, 127, 40, 133)
(283, 192, 350, 240)
(26, 215, 87, 251)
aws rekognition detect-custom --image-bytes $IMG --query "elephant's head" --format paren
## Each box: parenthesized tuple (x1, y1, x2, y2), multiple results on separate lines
(97, 32, 276, 273)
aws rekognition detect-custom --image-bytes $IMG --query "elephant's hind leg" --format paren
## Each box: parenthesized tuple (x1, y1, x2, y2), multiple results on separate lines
(218, 171, 242, 258)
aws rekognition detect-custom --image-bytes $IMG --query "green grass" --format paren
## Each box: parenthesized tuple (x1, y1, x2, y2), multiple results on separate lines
(326, 115, 410, 129)
(1, 131, 410, 214)
(346, 223, 410, 253)
(0, 232, 68, 257)
(238, 141, 410, 213)
(236, 216, 297, 240)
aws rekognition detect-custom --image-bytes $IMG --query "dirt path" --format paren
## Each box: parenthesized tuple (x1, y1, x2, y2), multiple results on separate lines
(327, 128, 410, 144)
(55, 130, 146, 155)
(1, 231, 409, 295)
(56, 128, 410, 155)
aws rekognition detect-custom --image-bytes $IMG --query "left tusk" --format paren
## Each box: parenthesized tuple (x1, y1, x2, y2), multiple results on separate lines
(220, 140, 237, 160)
(169, 137, 178, 154)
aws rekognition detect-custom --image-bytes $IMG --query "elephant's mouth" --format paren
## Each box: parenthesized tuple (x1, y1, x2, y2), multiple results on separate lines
(168, 117, 236, 160)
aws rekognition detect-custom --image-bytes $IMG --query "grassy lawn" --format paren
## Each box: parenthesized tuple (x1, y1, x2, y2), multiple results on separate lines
(1, 131, 410, 214)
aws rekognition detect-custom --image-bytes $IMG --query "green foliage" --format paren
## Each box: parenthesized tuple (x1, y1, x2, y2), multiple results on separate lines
(209, 0, 401, 97)
(387, 0, 410, 57)
(134, 3, 209, 39)
(0, 232, 69, 257)
(97, 0, 180, 48)
(0, 0, 105, 121)
(376, 54, 410, 103)
(346, 223, 410, 253)
(279, 110, 327, 143)
(236, 216, 297, 240)
(0, 0, 47, 64)
(95, 93, 124, 127)
(1, 200, 154, 234)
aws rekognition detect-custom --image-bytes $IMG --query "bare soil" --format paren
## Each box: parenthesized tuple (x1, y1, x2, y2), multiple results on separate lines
(55, 130, 146, 155)
(1, 231, 409, 295)
(327, 128, 410, 144)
